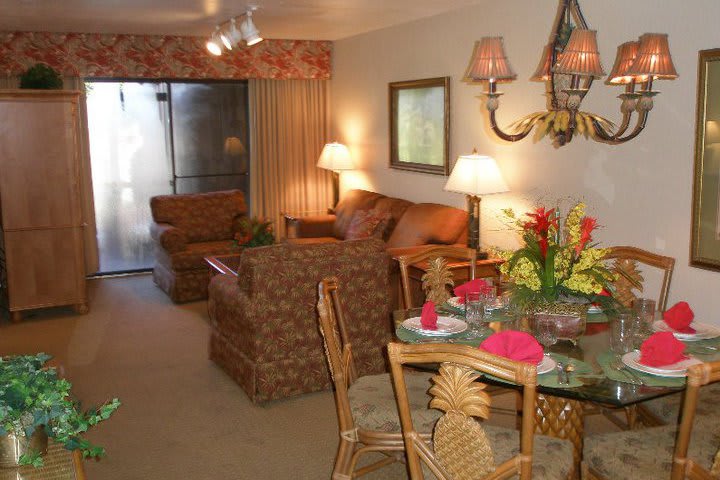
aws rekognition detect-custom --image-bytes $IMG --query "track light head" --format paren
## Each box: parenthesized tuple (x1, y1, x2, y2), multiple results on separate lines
(240, 10, 263, 46)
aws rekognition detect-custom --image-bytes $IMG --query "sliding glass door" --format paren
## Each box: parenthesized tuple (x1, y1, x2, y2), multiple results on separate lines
(86, 80, 249, 274)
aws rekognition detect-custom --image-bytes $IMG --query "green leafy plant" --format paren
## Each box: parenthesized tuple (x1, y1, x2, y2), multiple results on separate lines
(0, 353, 120, 467)
(19, 64, 63, 90)
(234, 217, 275, 248)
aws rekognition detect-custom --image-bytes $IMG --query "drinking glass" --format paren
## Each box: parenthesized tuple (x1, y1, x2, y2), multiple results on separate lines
(534, 317, 557, 355)
(465, 292, 486, 337)
(610, 313, 637, 357)
(632, 298, 656, 337)
(481, 285, 498, 316)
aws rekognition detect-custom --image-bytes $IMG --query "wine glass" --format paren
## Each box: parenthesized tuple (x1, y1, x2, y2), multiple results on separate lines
(534, 317, 557, 355)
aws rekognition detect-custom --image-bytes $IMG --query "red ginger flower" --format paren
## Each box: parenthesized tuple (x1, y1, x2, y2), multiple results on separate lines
(524, 207, 558, 237)
(575, 216, 597, 255)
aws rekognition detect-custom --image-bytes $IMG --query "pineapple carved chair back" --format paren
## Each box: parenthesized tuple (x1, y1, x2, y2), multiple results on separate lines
(605, 246, 675, 313)
(387, 342, 546, 480)
(398, 246, 477, 309)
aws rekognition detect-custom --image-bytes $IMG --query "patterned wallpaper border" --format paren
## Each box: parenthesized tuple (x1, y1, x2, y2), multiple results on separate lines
(0, 31, 332, 80)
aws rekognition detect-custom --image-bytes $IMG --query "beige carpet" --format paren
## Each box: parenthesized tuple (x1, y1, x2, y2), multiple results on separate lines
(0, 275, 616, 479)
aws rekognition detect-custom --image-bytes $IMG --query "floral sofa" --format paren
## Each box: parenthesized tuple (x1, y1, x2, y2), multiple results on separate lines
(207, 238, 392, 403)
(150, 190, 247, 303)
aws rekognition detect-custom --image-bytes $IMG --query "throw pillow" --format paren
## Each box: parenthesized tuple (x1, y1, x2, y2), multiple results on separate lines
(345, 209, 392, 240)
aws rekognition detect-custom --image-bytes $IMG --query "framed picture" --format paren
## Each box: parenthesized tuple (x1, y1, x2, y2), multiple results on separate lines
(389, 77, 449, 175)
(691, 49, 720, 272)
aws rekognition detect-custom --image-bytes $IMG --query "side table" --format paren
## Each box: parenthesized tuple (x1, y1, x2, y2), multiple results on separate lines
(401, 257, 503, 307)
(205, 254, 242, 278)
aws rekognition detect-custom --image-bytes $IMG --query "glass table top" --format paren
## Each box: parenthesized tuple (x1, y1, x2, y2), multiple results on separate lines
(393, 307, 720, 407)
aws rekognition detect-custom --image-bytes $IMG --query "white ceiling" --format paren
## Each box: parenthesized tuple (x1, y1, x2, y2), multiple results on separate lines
(0, 0, 483, 41)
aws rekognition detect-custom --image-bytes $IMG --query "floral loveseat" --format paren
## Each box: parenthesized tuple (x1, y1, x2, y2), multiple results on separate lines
(150, 190, 247, 303)
(207, 238, 392, 403)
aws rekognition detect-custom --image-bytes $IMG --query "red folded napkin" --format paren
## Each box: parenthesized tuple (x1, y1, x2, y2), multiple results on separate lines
(663, 301, 696, 334)
(479, 331, 544, 365)
(453, 279, 490, 303)
(639, 331, 688, 367)
(420, 301, 438, 330)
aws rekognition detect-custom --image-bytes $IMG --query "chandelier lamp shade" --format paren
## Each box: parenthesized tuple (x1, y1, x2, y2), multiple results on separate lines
(206, 6, 263, 56)
(464, 0, 677, 146)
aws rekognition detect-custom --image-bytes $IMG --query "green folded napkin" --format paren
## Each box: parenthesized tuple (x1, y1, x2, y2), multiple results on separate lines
(596, 351, 686, 387)
(537, 354, 594, 389)
(394, 324, 489, 347)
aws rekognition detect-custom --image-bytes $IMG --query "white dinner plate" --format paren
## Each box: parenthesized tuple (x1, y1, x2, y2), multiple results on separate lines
(622, 350, 702, 377)
(588, 305, 602, 314)
(401, 316, 467, 336)
(537, 355, 557, 375)
(652, 320, 720, 341)
(446, 296, 464, 309)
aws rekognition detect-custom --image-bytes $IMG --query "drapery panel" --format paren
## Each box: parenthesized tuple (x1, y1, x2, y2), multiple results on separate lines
(249, 79, 332, 236)
(0, 76, 99, 274)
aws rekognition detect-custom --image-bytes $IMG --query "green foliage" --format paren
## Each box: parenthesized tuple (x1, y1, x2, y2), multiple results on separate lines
(0, 354, 120, 467)
(19, 64, 63, 90)
(234, 217, 275, 248)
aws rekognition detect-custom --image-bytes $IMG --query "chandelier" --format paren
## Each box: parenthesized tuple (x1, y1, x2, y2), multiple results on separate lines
(465, 0, 677, 146)
(206, 6, 263, 56)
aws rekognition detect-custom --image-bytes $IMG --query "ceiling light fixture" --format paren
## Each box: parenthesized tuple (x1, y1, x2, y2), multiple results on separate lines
(205, 6, 264, 56)
(465, 0, 677, 147)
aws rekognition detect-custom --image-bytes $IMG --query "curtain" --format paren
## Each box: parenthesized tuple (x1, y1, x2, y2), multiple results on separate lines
(0, 75, 99, 274)
(249, 79, 332, 237)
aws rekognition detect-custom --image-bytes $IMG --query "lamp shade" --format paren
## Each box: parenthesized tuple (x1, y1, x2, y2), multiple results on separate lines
(444, 154, 509, 196)
(555, 29, 605, 78)
(625, 33, 677, 80)
(531, 45, 554, 82)
(607, 41, 639, 84)
(464, 37, 517, 83)
(317, 142, 354, 171)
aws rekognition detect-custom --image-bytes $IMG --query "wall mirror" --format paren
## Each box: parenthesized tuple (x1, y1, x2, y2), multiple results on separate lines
(691, 48, 720, 272)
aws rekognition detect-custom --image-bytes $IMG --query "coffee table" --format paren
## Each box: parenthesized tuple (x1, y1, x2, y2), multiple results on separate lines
(205, 253, 241, 278)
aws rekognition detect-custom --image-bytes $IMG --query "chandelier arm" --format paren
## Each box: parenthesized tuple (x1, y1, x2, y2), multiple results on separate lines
(488, 110, 535, 142)
(591, 111, 649, 144)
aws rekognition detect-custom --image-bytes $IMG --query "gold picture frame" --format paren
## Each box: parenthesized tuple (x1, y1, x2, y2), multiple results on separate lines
(389, 77, 450, 175)
(691, 49, 720, 272)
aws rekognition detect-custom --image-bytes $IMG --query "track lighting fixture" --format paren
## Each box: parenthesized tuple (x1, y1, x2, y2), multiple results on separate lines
(206, 6, 264, 56)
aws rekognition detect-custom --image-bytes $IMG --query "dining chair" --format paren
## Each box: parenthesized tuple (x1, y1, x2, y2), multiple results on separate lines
(398, 245, 477, 309)
(387, 342, 574, 480)
(605, 245, 675, 313)
(583, 360, 720, 480)
(317, 277, 441, 479)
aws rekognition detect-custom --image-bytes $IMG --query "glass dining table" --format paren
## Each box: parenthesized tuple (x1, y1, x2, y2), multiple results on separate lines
(393, 305, 720, 470)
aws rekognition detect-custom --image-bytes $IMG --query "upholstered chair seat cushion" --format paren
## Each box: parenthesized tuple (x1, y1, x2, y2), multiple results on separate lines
(642, 382, 720, 424)
(584, 414, 720, 479)
(348, 372, 442, 432)
(482, 425, 574, 480)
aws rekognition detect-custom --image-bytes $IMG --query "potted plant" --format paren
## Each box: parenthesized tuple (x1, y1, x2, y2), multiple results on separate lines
(234, 217, 275, 248)
(0, 353, 120, 468)
(18, 63, 64, 90)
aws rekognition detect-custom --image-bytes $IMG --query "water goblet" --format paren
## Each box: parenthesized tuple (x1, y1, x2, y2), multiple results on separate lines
(610, 313, 637, 358)
(464, 292, 486, 337)
(632, 298, 656, 336)
(534, 317, 557, 356)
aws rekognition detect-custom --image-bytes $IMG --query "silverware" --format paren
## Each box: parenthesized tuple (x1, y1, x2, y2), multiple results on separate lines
(556, 362, 566, 385)
(564, 363, 575, 384)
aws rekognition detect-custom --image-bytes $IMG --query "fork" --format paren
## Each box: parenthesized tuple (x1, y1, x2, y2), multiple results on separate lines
(610, 357, 644, 385)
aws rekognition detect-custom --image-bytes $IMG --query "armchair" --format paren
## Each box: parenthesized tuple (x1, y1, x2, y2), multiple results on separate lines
(207, 238, 393, 403)
(150, 189, 247, 302)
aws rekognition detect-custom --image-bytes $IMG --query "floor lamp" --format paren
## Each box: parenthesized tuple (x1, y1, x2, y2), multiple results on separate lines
(317, 142, 354, 208)
(444, 152, 509, 259)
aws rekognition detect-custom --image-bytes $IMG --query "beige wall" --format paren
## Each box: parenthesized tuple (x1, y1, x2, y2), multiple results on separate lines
(331, 0, 720, 321)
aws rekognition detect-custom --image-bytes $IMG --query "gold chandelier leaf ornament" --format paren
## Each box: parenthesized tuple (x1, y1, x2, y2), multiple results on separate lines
(465, 0, 677, 146)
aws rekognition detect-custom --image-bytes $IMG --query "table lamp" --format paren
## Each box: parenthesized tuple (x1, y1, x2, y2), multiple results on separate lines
(444, 152, 509, 258)
(317, 142, 354, 207)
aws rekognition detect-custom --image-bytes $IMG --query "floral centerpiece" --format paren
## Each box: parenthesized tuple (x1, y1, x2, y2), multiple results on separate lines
(0, 353, 120, 467)
(234, 217, 275, 248)
(497, 202, 617, 313)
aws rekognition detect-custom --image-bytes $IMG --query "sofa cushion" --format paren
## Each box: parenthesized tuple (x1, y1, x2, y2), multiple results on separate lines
(332, 189, 385, 239)
(150, 190, 247, 243)
(345, 209, 392, 240)
(373, 197, 414, 241)
(386, 203, 468, 248)
(156, 240, 237, 271)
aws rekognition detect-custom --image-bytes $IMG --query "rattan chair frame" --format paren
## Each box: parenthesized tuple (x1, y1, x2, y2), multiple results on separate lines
(583, 360, 720, 480)
(605, 245, 675, 313)
(398, 246, 477, 309)
(388, 342, 541, 480)
(318, 277, 411, 479)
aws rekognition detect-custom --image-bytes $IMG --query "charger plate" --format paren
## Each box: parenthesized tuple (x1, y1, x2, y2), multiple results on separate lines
(622, 350, 702, 377)
(401, 316, 467, 336)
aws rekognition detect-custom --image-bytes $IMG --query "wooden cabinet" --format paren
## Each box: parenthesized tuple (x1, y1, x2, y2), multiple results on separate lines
(0, 90, 87, 320)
